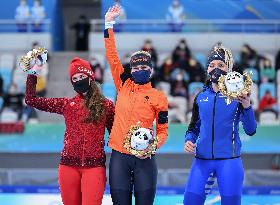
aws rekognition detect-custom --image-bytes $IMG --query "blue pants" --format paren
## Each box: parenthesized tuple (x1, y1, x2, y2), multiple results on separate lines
(184, 158, 244, 205)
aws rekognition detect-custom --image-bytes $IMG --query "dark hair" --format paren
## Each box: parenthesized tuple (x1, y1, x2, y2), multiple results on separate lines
(83, 81, 106, 123)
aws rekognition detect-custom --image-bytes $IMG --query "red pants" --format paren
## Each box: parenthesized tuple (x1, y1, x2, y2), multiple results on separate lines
(58, 164, 106, 205)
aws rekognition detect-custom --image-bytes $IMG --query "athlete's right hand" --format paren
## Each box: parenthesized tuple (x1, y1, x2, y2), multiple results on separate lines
(184, 141, 196, 154)
(105, 5, 121, 22)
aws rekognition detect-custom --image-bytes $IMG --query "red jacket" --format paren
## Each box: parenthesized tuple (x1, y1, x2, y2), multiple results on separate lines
(25, 75, 115, 168)
(258, 95, 277, 112)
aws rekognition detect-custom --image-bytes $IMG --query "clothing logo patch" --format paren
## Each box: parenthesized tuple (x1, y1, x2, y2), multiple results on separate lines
(70, 102, 75, 106)
(200, 97, 208, 102)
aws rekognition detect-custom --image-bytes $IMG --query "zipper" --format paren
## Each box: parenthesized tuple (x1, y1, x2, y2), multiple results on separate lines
(232, 106, 239, 157)
(211, 93, 217, 159)
(232, 141, 235, 157)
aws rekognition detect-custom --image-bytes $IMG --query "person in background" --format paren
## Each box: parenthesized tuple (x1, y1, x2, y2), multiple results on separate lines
(141, 40, 158, 69)
(172, 39, 191, 66)
(15, 0, 30, 32)
(240, 44, 258, 69)
(141, 40, 159, 86)
(89, 57, 104, 84)
(71, 15, 91, 51)
(260, 58, 275, 83)
(159, 57, 176, 82)
(21, 97, 38, 123)
(258, 90, 278, 118)
(3, 83, 24, 119)
(166, 0, 186, 32)
(186, 57, 205, 82)
(31, 0, 46, 32)
(171, 73, 188, 98)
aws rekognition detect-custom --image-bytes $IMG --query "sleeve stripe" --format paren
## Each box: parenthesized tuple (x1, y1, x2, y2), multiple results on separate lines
(158, 111, 168, 124)
(104, 29, 109, 38)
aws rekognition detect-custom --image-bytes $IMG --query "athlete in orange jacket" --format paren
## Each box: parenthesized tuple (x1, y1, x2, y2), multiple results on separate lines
(105, 5, 168, 205)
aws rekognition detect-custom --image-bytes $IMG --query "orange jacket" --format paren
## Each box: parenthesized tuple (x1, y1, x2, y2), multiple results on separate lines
(104, 28, 168, 154)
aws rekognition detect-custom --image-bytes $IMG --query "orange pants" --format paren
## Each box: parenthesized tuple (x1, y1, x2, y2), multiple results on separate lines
(58, 164, 106, 205)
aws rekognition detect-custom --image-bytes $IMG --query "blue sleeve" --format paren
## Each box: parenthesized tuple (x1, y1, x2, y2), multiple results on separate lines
(185, 97, 201, 143)
(240, 105, 257, 136)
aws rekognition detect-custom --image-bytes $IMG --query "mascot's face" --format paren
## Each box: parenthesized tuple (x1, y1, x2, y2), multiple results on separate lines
(131, 128, 153, 151)
(225, 71, 244, 92)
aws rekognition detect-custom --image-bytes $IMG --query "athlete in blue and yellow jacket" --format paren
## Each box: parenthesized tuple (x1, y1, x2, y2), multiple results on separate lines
(184, 44, 257, 205)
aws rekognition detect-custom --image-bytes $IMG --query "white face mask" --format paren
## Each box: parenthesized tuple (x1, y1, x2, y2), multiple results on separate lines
(176, 73, 183, 81)
(9, 86, 17, 94)
(173, 0, 180, 7)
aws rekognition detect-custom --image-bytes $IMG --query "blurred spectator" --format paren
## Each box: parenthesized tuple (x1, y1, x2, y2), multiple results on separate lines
(170, 73, 188, 97)
(90, 57, 104, 84)
(276, 49, 280, 71)
(141, 40, 158, 68)
(36, 70, 48, 97)
(32, 41, 39, 49)
(159, 57, 176, 82)
(21, 98, 37, 122)
(71, 15, 91, 51)
(170, 68, 189, 82)
(114, 0, 127, 32)
(31, 0, 46, 32)
(186, 57, 205, 82)
(260, 58, 275, 83)
(15, 0, 30, 32)
(0, 107, 19, 122)
(240, 44, 258, 69)
(172, 39, 191, 67)
(3, 83, 24, 117)
(258, 90, 278, 118)
(166, 0, 186, 32)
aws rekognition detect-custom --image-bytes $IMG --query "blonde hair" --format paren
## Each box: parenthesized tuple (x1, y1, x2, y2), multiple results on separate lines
(130, 50, 151, 58)
(212, 43, 234, 72)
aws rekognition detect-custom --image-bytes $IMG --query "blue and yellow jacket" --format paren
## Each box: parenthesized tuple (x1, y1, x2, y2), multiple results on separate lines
(185, 85, 257, 160)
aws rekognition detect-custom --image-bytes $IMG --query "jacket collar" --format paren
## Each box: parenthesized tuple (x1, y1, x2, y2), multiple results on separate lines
(132, 82, 152, 91)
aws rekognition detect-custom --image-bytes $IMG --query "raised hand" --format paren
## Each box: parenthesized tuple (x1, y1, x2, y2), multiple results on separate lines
(19, 48, 48, 75)
(105, 5, 121, 22)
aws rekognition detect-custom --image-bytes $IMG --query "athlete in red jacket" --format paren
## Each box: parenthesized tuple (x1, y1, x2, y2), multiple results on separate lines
(25, 57, 115, 205)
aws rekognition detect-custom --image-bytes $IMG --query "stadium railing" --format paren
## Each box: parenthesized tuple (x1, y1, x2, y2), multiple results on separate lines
(90, 19, 280, 33)
(0, 19, 51, 33)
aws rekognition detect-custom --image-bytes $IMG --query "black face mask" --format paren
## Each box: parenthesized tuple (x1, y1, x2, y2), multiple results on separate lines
(72, 77, 90, 94)
(208, 68, 227, 84)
